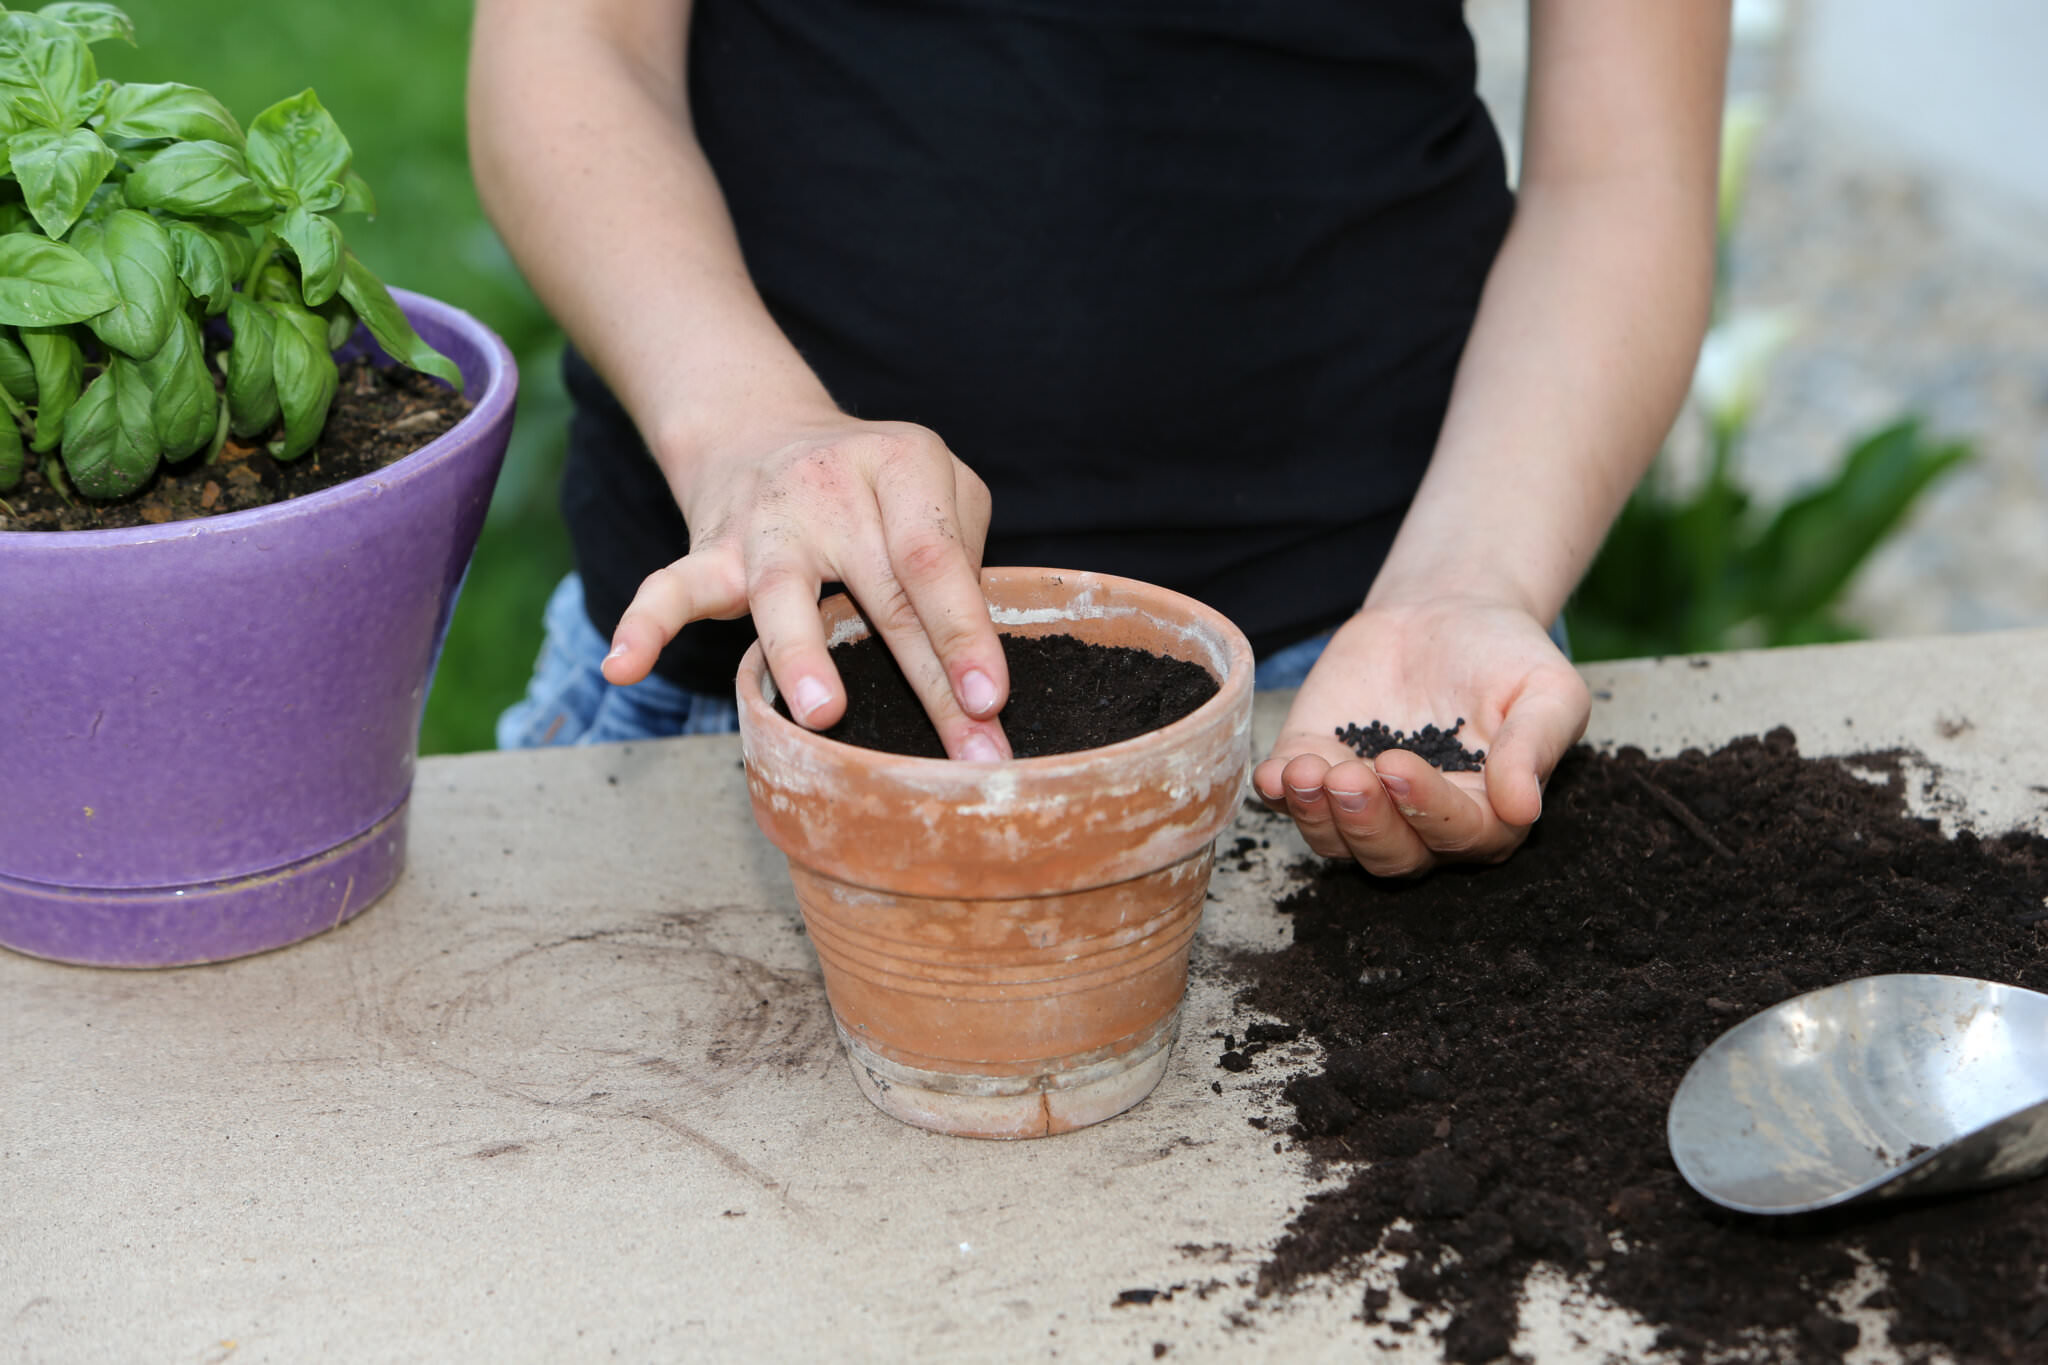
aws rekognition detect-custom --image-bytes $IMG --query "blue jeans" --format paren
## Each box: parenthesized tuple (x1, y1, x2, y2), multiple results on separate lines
(496, 573, 1563, 748)
(496, 576, 739, 748)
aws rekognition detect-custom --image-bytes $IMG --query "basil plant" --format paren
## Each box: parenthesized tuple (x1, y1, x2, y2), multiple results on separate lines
(0, 2, 461, 501)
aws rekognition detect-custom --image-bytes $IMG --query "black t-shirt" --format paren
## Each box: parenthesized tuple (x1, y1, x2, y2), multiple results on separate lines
(562, 0, 1513, 695)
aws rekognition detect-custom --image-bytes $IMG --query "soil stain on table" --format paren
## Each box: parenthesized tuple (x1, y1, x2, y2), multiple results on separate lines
(1227, 728, 2048, 1362)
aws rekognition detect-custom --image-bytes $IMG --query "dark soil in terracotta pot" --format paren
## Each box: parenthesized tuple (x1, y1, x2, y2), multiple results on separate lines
(2, 359, 468, 533)
(1224, 729, 2048, 1363)
(787, 630, 1219, 758)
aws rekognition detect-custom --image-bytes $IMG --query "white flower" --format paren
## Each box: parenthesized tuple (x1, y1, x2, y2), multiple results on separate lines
(1692, 310, 1799, 435)
(1719, 96, 1770, 238)
(1731, 0, 1787, 45)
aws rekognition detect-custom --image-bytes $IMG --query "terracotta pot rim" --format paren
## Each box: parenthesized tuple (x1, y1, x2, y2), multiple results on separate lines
(0, 288, 517, 550)
(735, 566, 1256, 774)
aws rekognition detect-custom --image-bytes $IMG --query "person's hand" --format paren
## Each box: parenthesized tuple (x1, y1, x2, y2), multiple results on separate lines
(1251, 596, 1590, 876)
(602, 410, 1012, 761)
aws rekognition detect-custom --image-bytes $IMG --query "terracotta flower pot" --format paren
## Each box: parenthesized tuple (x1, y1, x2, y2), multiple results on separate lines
(737, 567, 1255, 1139)
(0, 291, 516, 968)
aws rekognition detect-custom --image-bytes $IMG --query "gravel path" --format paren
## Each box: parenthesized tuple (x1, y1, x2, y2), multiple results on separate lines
(1471, 0, 2048, 640)
(1729, 123, 2048, 637)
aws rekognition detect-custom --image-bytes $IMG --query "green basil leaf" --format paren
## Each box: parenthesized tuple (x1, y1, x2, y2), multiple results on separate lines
(0, 11, 94, 130)
(0, 232, 117, 325)
(60, 353, 158, 498)
(71, 206, 175, 357)
(164, 218, 230, 314)
(76, 177, 121, 227)
(336, 252, 461, 392)
(0, 404, 23, 492)
(300, 182, 345, 214)
(56, 360, 117, 483)
(245, 88, 350, 207)
(196, 217, 255, 284)
(134, 307, 212, 460)
(0, 203, 35, 235)
(69, 73, 110, 124)
(251, 257, 298, 305)
(267, 300, 335, 461)
(103, 135, 154, 171)
(21, 323, 81, 450)
(8, 125, 113, 237)
(96, 80, 241, 147)
(35, 3, 134, 48)
(275, 204, 342, 306)
(0, 328, 37, 404)
(224, 291, 278, 437)
(121, 138, 275, 222)
(313, 291, 354, 352)
(64, 216, 104, 257)
(337, 170, 375, 217)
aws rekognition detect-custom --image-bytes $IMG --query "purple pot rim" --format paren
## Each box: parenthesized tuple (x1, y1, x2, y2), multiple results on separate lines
(0, 288, 516, 551)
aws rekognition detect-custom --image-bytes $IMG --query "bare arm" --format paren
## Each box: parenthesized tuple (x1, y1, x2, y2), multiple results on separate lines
(467, 0, 1012, 758)
(1255, 0, 1729, 873)
(1376, 0, 1727, 626)
(469, 0, 825, 460)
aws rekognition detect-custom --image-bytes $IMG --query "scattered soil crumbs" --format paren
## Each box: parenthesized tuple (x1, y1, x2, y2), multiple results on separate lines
(789, 631, 1219, 758)
(2, 359, 469, 532)
(1338, 718, 1487, 772)
(1227, 729, 2048, 1362)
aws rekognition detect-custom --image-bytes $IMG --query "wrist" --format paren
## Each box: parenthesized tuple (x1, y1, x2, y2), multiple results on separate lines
(1363, 556, 1553, 625)
(644, 370, 842, 497)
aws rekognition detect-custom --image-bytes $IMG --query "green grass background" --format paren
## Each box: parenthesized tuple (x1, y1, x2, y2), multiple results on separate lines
(99, 1, 573, 753)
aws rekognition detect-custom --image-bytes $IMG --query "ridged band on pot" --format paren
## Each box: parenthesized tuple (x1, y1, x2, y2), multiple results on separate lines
(0, 291, 517, 968)
(789, 852, 1208, 1072)
(737, 568, 1255, 1139)
(841, 1007, 1184, 1141)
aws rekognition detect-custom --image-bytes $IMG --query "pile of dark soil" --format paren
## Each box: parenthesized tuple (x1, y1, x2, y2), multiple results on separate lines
(2, 359, 468, 533)
(1227, 729, 2048, 1362)
(794, 631, 1218, 759)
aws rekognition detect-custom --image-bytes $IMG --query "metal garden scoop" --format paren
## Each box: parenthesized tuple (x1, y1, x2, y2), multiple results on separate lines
(1667, 974, 2048, 1216)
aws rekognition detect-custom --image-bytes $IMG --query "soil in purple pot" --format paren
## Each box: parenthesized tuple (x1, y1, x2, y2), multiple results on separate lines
(1223, 728, 2048, 1362)
(785, 630, 1219, 758)
(2, 359, 468, 533)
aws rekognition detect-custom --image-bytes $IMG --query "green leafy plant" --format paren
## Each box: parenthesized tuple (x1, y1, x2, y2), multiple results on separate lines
(1567, 98, 1970, 661)
(0, 1, 459, 502)
(1568, 412, 1970, 659)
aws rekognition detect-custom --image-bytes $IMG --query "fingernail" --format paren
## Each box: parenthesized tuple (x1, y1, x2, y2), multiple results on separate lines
(1286, 784, 1324, 805)
(1333, 790, 1367, 814)
(791, 676, 832, 722)
(961, 733, 1002, 762)
(1379, 773, 1411, 801)
(960, 669, 999, 716)
(605, 639, 628, 662)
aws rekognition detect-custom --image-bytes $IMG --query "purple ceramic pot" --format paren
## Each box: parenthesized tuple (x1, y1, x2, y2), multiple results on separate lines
(0, 290, 516, 967)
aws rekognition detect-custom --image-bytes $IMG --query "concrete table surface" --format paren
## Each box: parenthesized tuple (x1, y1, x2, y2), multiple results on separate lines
(7, 630, 2046, 1364)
